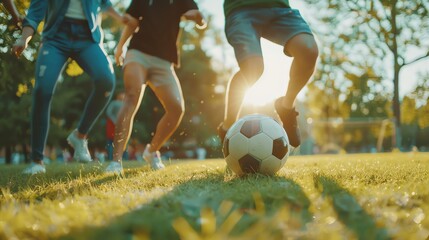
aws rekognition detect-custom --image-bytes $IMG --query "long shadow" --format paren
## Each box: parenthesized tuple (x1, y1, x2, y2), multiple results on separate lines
(0, 162, 151, 201)
(57, 173, 313, 240)
(314, 175, 390, 240)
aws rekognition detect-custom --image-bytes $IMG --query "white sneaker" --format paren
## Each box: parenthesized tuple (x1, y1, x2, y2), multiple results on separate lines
(67, 130, 92, 163)
(143, 144, 165, 170)
(105, 161, 123, 175)
(23, 163, 46, 175)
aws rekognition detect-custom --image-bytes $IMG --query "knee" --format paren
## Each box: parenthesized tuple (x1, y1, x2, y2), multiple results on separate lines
(94, 73, 115, 93)
(305, 45, 319, 64)
(33, 85, 53, 103)
(123, 92, 141, 106)
(166, 100, 185, 120)
(295, 44, 319, 65)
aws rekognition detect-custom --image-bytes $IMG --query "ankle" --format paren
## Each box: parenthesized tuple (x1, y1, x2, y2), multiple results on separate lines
(277, 96, 295, 109)
(146, 144, 154, 153)
(34, 160, 43, 165)
(76, 132, 87, 139)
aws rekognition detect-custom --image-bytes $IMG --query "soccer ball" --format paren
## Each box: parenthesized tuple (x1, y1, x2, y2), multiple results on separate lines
(223, 114, 290, 176)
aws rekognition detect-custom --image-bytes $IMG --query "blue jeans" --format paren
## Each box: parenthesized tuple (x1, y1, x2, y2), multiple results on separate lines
(31, 18, 115, 161)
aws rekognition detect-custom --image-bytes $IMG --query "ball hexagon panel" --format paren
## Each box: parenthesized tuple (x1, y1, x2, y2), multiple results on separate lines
(259, 155, 282, 175)
(225, 118, 246, 140)
(260, 118, 287, 140)
(272, 137, 289, 160)
(248, 133, 273, 160)
(228, 133, 249, 159)
(238, 154, 261, 174)
(240, 119, 261, 138)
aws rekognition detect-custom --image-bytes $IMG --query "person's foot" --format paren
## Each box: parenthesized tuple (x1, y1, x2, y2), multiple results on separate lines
(143, 144, 165, 170)
(217, 122, 228, 145)
(105, 161, 123, 175)
(23, 163, 46, 175)
(274, 97, 301, 147)
(67, 130, 92, 163)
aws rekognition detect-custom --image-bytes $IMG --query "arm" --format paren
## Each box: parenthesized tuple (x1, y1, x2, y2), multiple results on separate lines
(12, 26, 34, 57)
(11, 0, 46, 58)
(104, 6, 133, 25)
(114, 15, 139, 66)
(2, 0, 22, 25)
(182, 9, 206, 29)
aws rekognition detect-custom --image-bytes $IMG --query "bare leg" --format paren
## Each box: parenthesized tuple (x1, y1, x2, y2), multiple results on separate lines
(112, 63, 147, 161)
(281, 33, 319, 108)
(147, 73, 185, 152)
(223, 56, 264, 129)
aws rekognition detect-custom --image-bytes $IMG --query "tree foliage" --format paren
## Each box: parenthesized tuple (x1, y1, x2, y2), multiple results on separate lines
(303, 0, 429, 151)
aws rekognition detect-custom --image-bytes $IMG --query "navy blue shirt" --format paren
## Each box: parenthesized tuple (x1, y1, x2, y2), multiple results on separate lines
(126, 0, 198, 65)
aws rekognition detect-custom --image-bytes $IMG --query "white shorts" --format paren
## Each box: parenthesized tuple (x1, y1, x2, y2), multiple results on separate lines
(124, 49, 177, 87)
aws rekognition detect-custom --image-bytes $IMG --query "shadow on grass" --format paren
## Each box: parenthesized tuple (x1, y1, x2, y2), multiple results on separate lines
(314, 175, 390, 240)
(58, 173, 313, 240)
(0, 162, 150, 199)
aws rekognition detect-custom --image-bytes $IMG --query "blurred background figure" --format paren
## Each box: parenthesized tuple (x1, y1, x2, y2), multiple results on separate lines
(106, 91, 127, 160)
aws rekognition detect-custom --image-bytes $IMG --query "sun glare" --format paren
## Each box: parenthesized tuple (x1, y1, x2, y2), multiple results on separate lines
(243, 40, 292, 107)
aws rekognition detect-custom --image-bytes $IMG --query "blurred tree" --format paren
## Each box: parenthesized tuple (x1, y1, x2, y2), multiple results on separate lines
(406, 72, 429, 149)
(303, 0, 429, 149)
(0, 1, 38, 163)
(305, 39, 392, 151)
(401, 96, 417, 125)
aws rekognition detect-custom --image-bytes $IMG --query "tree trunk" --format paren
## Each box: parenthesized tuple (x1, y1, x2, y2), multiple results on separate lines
(391, 0, 402, 150)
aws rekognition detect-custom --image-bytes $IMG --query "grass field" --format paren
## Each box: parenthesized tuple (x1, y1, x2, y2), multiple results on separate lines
(0, 152, 428, 240)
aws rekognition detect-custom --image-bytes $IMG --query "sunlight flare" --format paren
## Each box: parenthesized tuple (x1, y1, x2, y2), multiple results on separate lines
(243, 40, 291, 107)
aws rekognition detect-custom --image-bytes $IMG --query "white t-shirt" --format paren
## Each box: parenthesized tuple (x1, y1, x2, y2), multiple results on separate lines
(65, 0, 86, 20)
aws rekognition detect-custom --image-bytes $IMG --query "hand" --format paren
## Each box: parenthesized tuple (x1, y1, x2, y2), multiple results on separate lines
(12, 14, 23, 29)
(183, 10, 206, 30)
(115, 46, 124, 66)
(122, 14, 133, 25)
(195, 19, 207, 30)
(12, 38, 27, 58)
(122, 14, 139, 29)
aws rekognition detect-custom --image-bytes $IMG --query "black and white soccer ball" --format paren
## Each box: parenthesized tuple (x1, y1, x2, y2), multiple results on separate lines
(223, 114, 290, 176)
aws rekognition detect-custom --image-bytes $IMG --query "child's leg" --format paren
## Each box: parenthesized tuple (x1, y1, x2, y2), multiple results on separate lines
(223, 56, 264, 129)
(112, 63, 147, 161)
(148, 71, 184, 152)
(31, 43, 69, 163)
(73, 43, 116, 135)
(281, 33, 318, 108)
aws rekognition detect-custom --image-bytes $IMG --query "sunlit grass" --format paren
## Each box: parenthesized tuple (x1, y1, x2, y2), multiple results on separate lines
(0, 153, 428, 239)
